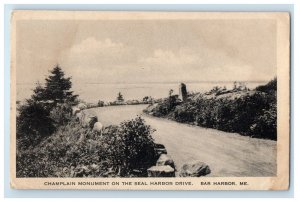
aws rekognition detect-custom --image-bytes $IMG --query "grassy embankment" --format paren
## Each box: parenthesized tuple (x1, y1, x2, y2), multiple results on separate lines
(17, 116, 158, 178)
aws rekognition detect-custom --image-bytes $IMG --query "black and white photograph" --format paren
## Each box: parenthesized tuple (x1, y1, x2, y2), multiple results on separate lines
(10, 11, 290, 190)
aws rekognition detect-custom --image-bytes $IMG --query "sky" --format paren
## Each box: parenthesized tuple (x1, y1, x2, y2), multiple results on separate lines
(16, 19, 277, 85)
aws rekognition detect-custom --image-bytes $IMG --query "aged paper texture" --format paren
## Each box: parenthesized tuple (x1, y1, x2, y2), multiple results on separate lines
(10, 11, 290, 190)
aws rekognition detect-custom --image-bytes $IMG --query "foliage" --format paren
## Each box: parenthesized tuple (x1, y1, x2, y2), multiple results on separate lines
(255, 77, 277, 94)
(17, 99, 56, 149)
(17, 65, 78, 148)
(49, 103, 73, 127)
(16, 117, 157, 177)
(116, 92, 124, 102)
(43, 65, 78, 106)
(117, 117, 157, 176)
(207, 86, 223, 95)
(147, 79, 277, 140)
(97, 100, 105, 107)
(250, 102, 277, 140)
(142, 96, 153, 103)
(191, 92, 276, 139)
(150, 95, 179, 117)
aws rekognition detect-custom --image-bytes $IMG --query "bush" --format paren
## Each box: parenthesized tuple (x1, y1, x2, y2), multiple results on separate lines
(192, 92, 276, 139)
(17, 99, 56, 149)
(49, 103, 73, 127)
(97, 100, 105, 107)
(16, 117, 157, 177)
(250, 103, 277, 140)
(256, 77, 277, 93)
(151, 95, 179, 117)
(173, 103, 197, 123)
(146, 79, 277, 140)
(117, 117, 157, 176)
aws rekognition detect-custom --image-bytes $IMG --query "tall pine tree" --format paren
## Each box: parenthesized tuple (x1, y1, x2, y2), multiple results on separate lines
(44, 65, 78, 105)
(17, 65, 78, 148)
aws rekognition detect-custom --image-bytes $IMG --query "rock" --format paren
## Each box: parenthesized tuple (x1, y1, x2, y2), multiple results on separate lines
(147, 165, 175, 177)
(179, 161, 211, 177)
(155, 143, 165, 149)
(93, 122, 103, 133)
(80, 111, 98, 128)
(75, 112, 83, 122)
(85, 116, 98, 128)
(155, 148, 167, 156)
(72, 107, 81, 115)
(77, 103, 87, 110)
(154, 143, 167, 156)
(156, 154, 175, 169)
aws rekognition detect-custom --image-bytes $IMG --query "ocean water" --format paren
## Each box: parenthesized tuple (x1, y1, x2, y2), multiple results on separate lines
(16, 81, 266, 103)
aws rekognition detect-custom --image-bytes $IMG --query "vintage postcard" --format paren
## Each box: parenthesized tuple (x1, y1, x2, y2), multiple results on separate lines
(10, 11, 290, 190)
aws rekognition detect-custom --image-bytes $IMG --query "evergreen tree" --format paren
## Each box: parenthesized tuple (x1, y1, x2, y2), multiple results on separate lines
(44, 65, 78, 105)
(17, 65, 78, 148)
(31, 82, 46, 102)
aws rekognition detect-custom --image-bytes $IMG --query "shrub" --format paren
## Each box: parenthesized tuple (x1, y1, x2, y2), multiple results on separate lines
(173, 103, 197, 123)
(150, 95, 179, 117)
(117, 117, 157, 176)
(49, 103, 73, 127)
(250, 103, 277, 140)
(97, 100, 105, 107)
(146, 79, 277, 140)
(256, 77, 277, 94)
(17, 99, 56, 149)
(16, 117, 157, 177)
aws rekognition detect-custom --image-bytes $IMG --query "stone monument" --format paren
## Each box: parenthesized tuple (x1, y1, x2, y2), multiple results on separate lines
(179, 83, 187, 101)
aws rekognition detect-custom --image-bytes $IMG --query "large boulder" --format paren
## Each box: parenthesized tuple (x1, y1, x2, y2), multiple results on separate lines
(82, 115, 98, 128)
(156, 154, 175, 169)
(154, 143, 167, 156)
(179, 161, 211, 177)
(93, 122, 103, 133)
(154, 143, 165, 149)
(77, 103, 87, 110)
(72, 107, 81, 115)
(147, 165, 175, 177)
(78, 111, 98, 128)
(155, 148, 167, 156)
(75, 112, 83, 121)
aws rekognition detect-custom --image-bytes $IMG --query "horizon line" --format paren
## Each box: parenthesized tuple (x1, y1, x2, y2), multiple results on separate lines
(17, 80, 270, 85)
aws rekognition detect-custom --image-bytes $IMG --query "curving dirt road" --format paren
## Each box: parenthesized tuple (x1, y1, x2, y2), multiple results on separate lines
(87, 105, 277, 177)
